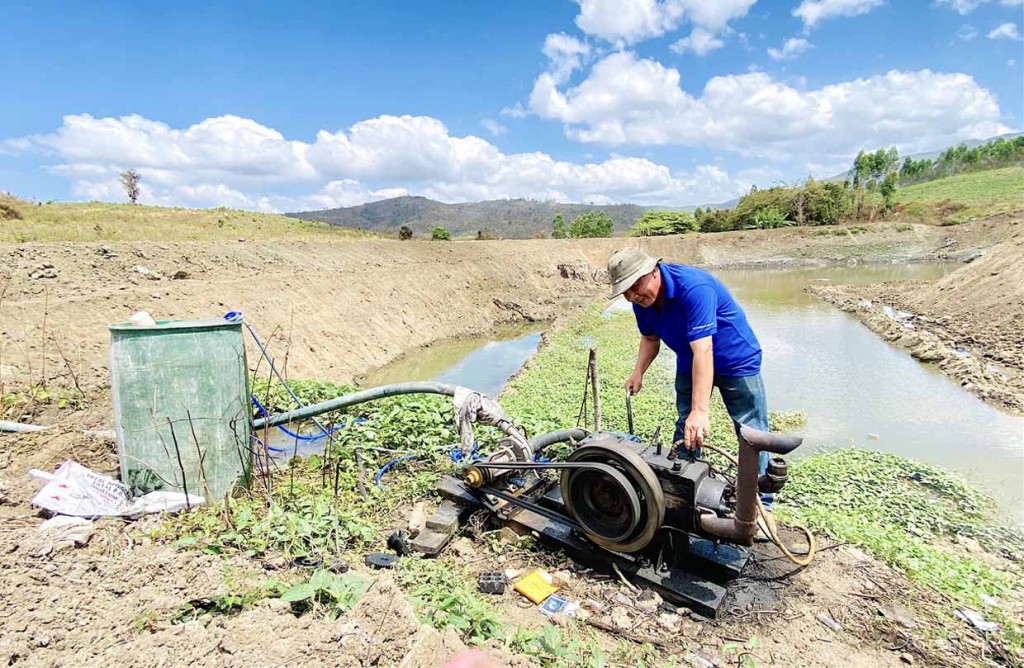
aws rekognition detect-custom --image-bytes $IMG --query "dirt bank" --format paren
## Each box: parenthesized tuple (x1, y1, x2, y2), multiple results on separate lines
(810, 229, 1024, 414)
(1, 218, 1012, 398)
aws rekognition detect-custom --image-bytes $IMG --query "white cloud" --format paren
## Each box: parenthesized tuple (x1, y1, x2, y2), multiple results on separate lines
(957, 24, 979, 40)
(988, 22, 1021, 39)
(527, 52, 1014, 159)
(7, 112, 758, 209)
(1009, 58, 1018, 65)
(542, 33, 593, 84)
(573, 0, 686, 45)
(670, 28, 725, 56)
(793, 0, 884, 30)
(480, 119, 507, 136)
(768, 37, 814, 60)
(572, 0, 755, 46)
(934, 0, 1022, 15)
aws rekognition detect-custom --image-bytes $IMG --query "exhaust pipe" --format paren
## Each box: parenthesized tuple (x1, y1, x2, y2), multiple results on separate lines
(699, 426, 802, 546)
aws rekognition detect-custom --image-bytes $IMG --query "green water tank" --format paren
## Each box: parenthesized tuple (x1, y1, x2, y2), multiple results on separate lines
(109, 317, 252, 500)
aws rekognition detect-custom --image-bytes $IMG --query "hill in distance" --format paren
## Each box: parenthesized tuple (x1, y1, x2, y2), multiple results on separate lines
(286, 196, 649, 239)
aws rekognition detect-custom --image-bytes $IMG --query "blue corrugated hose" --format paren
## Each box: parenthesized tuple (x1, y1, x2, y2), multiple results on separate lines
(375, 455, 417, 490)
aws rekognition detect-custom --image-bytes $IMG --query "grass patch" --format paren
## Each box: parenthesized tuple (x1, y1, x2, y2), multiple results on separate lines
(895, 167, 1024, 222)
(0, 199, 370, 243)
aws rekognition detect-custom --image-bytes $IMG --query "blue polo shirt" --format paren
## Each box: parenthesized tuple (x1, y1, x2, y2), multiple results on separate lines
(633, 263, 761, 376)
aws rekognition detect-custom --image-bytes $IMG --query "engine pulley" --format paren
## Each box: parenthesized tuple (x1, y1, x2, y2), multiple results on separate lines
(560, 441, 665, 553)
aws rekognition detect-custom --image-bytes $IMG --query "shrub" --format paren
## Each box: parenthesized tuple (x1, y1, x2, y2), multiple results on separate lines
(398, 225, 413, 240)
(731, 187, 796, 229)
(699, 209, 739, 233)
(629, 210, 697, 236)
(431, 226, 451, 241)
(805, 181, 853, 225)
(0, 194, 24, 220)
(751, 207, 791, 229)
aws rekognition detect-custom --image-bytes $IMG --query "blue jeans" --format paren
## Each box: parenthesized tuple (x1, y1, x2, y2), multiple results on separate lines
(674, 372, 774, 509)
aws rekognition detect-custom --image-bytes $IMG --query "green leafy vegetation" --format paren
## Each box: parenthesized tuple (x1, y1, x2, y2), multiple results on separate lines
(568, 211, 614, 238)
(778, 449, 1023, 654)
(752, 206, 791, 229)
(1, 384, 87, 421)
(173, 578, 288, 622)
(852, 146, 901, 188)
(506, 626, 605, 667)
(431, 225, 451, 240)
(628, 210, 697, 236)
(552, 213, 567, 239)
(697, 179, 864, 232)
(279, 570, 371, 617)
(173, 378, 470, 560)
(398, 224, 413, 240)
(397, 558, 505, 644)
(897, 135, 1024, 186)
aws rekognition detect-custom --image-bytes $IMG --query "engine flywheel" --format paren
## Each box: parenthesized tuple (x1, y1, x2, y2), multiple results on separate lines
(560, 441, 665, 553)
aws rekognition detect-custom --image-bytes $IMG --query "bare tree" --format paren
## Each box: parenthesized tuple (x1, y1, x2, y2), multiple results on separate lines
(119, 169, 141, 204)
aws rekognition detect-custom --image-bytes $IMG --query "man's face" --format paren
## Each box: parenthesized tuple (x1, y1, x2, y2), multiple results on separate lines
(623, 267, 661, 308)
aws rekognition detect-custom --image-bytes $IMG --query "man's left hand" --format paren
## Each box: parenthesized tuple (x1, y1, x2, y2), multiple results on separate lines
(683, 409, 710, 451)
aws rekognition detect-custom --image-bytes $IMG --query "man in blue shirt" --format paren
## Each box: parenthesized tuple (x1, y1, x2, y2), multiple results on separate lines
(608, 247, 774, 508)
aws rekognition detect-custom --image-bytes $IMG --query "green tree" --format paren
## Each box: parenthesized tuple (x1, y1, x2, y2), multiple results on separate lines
(431, 226, 451, 241)
(552, 214, 567, 239)
(693, 206, 703, 220)
(852, 150, 871, 188)
(569, 211, 614, 238)
(880, 173, 897, 211)
(398, 225, 413, 240)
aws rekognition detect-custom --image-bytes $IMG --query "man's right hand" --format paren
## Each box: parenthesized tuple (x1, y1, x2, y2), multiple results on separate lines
(625, 372, 644, 395)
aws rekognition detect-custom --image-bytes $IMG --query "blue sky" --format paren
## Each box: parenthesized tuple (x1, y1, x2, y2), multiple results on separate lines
(1, 0, 1021, 210)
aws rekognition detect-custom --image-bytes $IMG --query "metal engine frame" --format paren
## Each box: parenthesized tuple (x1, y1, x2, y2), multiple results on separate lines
(435, 432, 776, 617)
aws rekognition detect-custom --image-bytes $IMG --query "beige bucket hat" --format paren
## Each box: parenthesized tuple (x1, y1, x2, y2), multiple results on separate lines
(607, 247, 659, 299)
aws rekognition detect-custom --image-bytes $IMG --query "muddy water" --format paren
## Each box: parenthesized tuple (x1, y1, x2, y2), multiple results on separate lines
(358, 321, 546, 396)
(608, 263, 1024, 522)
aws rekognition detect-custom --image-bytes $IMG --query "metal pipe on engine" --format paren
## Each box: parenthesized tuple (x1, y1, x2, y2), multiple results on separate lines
(699, 426, 802, 546)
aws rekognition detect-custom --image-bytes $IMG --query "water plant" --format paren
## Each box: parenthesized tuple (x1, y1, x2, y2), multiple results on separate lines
(778, 448, 1023, 658)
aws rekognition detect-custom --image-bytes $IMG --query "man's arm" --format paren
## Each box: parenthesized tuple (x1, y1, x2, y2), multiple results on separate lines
(626, 334, 660, 395)
(683, 336, 713, 450)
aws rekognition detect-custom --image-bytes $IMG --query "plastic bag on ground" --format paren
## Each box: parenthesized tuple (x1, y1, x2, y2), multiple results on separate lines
(29, 460, 204, 518)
